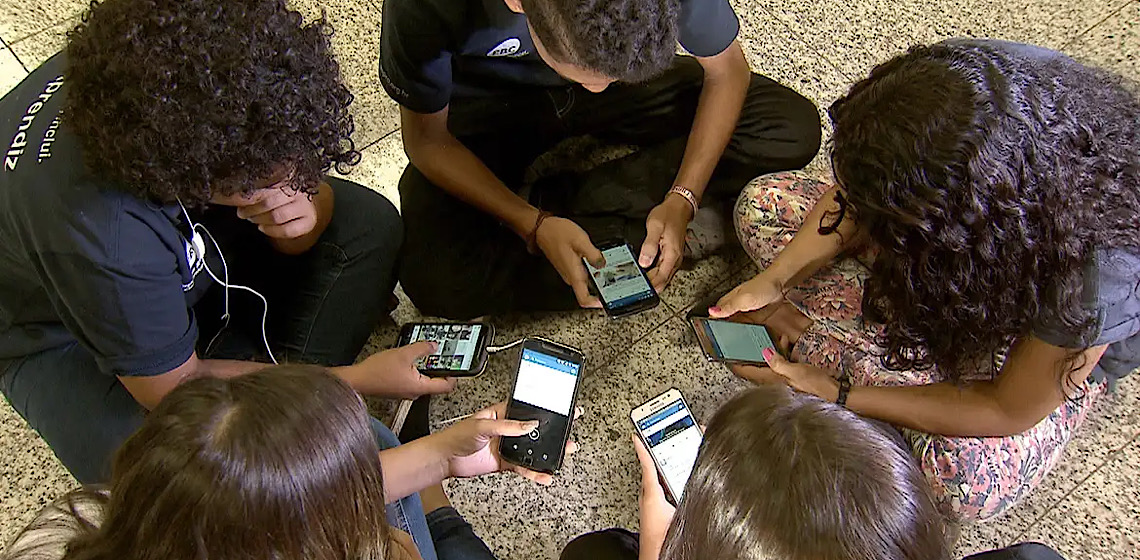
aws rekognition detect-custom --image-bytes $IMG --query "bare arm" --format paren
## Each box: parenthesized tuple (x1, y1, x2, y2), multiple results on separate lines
(845, 339, 1108, 437)
(400, 106, 538, 237)
(676, 41, 751, 200)
(117, 352, 267, 410)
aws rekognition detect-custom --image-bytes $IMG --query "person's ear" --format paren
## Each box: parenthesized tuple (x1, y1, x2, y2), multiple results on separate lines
(503, 0, 524, 14)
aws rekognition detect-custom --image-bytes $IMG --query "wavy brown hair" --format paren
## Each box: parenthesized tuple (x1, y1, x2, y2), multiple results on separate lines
(827, 42, 1140, 378)
(660, 386, 949, 560)
(64, 0, 359, 205)
(4, 366, 392, 560)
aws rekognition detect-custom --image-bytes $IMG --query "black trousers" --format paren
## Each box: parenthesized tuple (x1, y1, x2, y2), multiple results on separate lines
(0, 178, 401, 483)
(398, 56, 821, 319)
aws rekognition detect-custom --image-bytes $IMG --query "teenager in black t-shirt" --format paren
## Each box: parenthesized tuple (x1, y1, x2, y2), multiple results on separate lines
(0, 0, 454, 484)
(380, 0, 822, 319)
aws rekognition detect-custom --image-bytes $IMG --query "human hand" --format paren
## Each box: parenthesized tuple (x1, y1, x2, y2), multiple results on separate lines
(439, 402, 581, 485)
(709, 273, 786, 318)
(632, 434, 675, 560)
(214, 181, 325, 240)
(734, 347, 840, 401)
(640, 196, 692, 292)
(535, 216, 605, 309)
(346, 342, 457, 399)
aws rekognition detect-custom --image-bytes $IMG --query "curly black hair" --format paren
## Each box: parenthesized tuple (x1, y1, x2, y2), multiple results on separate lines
(64, 0, 359, 205)
(520, 0, 680, 83)
(827, 42, 1140, 379)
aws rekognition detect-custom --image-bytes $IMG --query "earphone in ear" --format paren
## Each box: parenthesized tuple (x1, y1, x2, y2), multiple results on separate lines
(177, 199, 278, 365)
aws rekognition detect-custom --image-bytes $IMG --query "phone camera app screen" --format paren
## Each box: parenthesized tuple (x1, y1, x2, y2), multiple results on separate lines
(586, 246, 654, 309)
(703, 321, 776, 362)
(637, 399, 702, 498)
(410, 324, 483, 371)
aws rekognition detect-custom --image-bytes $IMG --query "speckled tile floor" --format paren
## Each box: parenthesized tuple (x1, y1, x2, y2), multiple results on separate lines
(1, 0, 1138, 558)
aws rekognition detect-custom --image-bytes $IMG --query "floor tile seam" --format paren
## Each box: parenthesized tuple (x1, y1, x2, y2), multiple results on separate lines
(1058, 0, 1136, 52)
(1007, 434, 1138, 543)
(749, 1, 865, 82)
(6, 11, 82, 46)
(581, 308, 684, 381)
(0, 37, 26, 73)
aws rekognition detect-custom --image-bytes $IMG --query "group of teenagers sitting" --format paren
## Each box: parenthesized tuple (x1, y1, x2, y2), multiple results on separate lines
(0, 0, 1137, 558)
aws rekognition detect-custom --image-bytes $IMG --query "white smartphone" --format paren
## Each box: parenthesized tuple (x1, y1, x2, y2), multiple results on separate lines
(630, 388, 703, 504)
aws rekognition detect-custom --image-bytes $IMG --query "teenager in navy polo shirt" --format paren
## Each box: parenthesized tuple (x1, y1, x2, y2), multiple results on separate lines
(381, 0, 823, 319)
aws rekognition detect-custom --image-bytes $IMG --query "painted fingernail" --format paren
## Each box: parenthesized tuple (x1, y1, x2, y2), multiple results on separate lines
(762, 348, 775, 361)
(709, 306, 722, 313)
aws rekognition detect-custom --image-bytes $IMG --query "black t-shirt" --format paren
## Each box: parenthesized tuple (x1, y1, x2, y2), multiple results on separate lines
(380, 0, 741, 113)
(0, 53, 213, 377)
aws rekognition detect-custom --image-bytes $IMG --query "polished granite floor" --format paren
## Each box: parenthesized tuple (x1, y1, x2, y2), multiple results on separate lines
(1, 0, 1138, 558)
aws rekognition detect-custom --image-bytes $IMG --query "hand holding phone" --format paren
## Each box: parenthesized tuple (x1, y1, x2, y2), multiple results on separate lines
(440, 401, 581, 486)
(348, 343, 458, 399)
(631, 389, 703, 504)
(499, 338, 586, 474)
(398, 322, 494, 377)
(534, 217, 605, 309)
(584, 239, 660, 318)
(691, 317, 777, 366)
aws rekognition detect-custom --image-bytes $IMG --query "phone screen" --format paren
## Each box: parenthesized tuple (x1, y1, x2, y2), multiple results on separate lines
(501, 345, 582, 471)
(699, 319, 776, 362)
(636, 397, 702, 499)
(585, 245, 655, 310)
(406, 323, 484, 371)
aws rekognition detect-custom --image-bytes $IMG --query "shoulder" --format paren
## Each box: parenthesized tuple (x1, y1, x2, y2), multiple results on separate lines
(382, 0, 471, 37)
(1088, 248, 1140, 344)
(676, 0, 740, 57)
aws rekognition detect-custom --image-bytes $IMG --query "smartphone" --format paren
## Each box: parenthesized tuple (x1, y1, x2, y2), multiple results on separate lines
(584, 239, 660, 318)
(397, 322, 493, 377)
(690, 317, 776, 366)
(499, 338, 585, 474)
(631, 389, 703, 504)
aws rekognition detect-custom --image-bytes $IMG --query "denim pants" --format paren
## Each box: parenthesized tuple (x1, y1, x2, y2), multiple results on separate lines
(371, 418, 498, 560)
(0, 177, 402, 483)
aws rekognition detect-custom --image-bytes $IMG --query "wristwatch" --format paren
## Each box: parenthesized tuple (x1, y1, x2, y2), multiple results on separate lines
(668, 185, 699, 216)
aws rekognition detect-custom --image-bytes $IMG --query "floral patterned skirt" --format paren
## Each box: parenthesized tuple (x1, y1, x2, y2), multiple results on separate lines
(734, 171, 1106, 523)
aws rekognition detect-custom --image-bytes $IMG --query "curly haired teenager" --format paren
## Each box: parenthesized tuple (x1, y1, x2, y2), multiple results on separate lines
(711, 40, 1140, 521)
(0, 0, 454, 484)
(381, 0, 822, 318)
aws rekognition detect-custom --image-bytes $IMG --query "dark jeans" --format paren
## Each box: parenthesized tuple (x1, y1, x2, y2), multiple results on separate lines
(0, 178, 402, 483)
(399, 56, 822, 319)
(559, 530, 1066, 560)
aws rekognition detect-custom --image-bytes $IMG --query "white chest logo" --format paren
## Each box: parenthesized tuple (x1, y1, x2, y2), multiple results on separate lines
(182, 229, 207, 292)
(488, 38, 522, 57)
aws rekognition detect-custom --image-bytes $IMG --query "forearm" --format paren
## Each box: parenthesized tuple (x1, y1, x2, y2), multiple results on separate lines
(676, 46, 751, 198)
(847, 381, 1034, 437)
(378, 435, 452, 503)
(764, 186, 864, 288)
(408, 135, 538, 238)
(268, 181, 334, 255)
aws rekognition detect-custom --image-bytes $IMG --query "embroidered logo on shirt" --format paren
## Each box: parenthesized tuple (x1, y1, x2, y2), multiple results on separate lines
(487, 38, 523, 57)
(182, 229, 207, 292)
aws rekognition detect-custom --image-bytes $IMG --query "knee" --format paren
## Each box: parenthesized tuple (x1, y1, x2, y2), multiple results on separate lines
(732, 171, 822, 230)
(329, 180, 404, 260)
(398, 257, 490, 320)
(738, 78, 823, 171)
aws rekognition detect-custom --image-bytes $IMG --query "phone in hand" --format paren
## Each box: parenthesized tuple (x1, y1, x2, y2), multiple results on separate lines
(397, 322, 494, 377)
(584, 239, 660, 318)
(499, 337, 585, 474)
(631, 388, 703, 504)
(690, 317, 777, 366)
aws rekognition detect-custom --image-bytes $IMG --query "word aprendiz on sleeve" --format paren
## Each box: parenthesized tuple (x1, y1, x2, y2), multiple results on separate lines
(5, 75, 64, 172)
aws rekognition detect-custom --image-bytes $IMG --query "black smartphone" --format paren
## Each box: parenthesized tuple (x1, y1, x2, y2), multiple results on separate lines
(631, 388, 703, 504)
(498, 337, 585, 474)
(690, 317, 776, 366)
(584, 239, 660, 318)
(397, 322, 494, 377)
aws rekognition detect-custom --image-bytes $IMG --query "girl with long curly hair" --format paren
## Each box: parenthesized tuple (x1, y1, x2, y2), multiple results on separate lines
(711, 40, 1140, 522)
